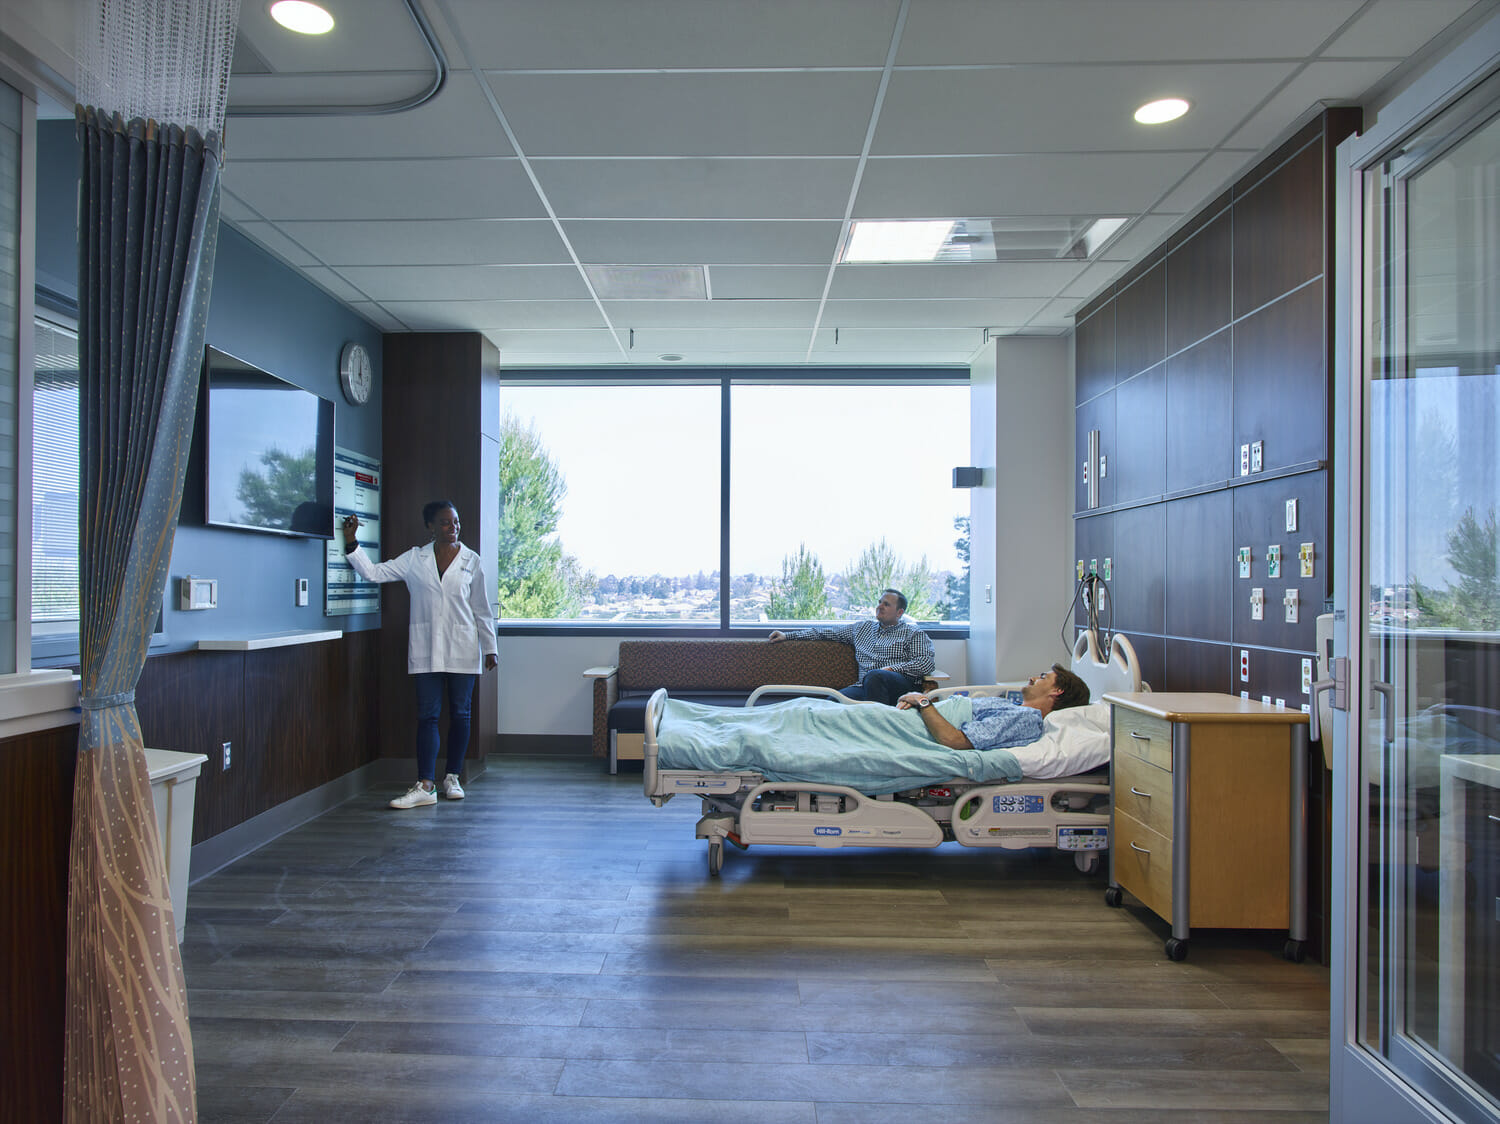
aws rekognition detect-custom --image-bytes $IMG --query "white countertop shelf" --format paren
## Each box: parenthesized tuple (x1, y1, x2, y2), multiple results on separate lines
(197, 629, 343, 651)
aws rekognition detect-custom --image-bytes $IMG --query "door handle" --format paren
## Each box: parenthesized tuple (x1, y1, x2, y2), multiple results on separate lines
(1370, 680, 1396, 747)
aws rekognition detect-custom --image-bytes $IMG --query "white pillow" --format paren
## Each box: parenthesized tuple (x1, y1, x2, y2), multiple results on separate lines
(1044, 701, 1111, 734)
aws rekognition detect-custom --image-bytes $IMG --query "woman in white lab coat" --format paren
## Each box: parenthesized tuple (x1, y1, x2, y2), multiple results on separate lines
(342, 501, 499, 809)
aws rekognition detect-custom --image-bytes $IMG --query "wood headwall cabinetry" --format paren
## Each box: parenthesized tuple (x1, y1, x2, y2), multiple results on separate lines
(1073, 109, 1359, 960)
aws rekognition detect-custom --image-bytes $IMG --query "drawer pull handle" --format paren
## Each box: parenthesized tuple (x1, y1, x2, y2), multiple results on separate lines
(1129, 731, 1152, 741)
(1130, 786, 1152, 798)
(1129, 841, 1152, 855)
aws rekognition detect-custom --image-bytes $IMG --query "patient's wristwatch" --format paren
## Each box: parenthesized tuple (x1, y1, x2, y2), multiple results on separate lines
(915, 697, 931, 709)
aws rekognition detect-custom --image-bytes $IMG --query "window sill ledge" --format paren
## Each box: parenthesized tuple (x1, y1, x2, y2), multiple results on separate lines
(0, 669, 81, 740)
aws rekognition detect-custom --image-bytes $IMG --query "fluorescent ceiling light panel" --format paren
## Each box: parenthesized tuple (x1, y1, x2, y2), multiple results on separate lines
(1135, 97, 1190, 124)
(270, 1, 335, 35)
(1079, 218, 1127, 257)
(843, 220, 955, 263)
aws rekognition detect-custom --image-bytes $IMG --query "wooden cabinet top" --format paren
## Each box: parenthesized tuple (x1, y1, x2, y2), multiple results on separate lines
(1103, 691, 1310, 726)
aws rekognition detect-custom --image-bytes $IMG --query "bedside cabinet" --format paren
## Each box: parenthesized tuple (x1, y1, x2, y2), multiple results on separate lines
(1102, 692, 1311, 962)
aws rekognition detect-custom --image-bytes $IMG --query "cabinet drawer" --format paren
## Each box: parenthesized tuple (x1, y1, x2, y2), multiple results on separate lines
(1114, 811, 1173, 920)
(1114, 752, 1174, 838)
(1114, 709, 1172, 772)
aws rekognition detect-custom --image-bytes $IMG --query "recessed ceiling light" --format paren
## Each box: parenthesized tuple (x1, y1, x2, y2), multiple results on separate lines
(842, 220, 955, 263)
(658, 353, 684, 363)
(270, 1, 335, 35)
(1134, 98, 1190, 125)
(1079, 217, 1128, 257)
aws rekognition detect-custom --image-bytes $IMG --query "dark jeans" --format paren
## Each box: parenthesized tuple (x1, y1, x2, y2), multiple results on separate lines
(841, 668, 920, 706)
(413, 672, 476, 781)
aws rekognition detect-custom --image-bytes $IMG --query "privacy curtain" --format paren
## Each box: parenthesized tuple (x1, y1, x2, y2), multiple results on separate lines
(64, 107, 223, 1124)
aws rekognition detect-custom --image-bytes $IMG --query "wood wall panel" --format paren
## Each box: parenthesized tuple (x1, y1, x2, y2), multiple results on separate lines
(1114, 259, 1166, 380)
(1166, 329, 1234, 493)
(1166, 209, 1233, 355)
(1075, 389, 1115, 512)
(1162, 639, 1233, 694)
(1230, 475, 1328, 651)
(1073, 513, 1113, 631)
(1074, 304, 1115, 404)
(1166, 490, 1233, 644)
(1111, 503, 1165, 636)
(1113, 363, 1166, 504)
(1233, 137, 1324, 319)
(1, 722, 77, 1124)
(1233, 280, 1327, 471)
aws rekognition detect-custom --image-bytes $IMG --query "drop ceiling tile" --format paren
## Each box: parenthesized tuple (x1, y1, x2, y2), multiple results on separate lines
(1086, 215, 1182, 269)
(829, 261, 1091, 300)
(1031, 299, 1086, 331)
(706, 267, 831, 300)
(299, 267, 369, 304)
(332, 264, 589, 302)
(272, 219, 570, 267)
(493, 330, 629, 366)
(235, 0, 435, 73)
(602, 300, 820, 330)
(809, 327, 994, 355)
(873, 63, 1300, 155)
(225, 74, 515, 160)
(1224, 60, 1399, 151)
(565, 220, 842, 266)
(856, 153, 1202, 218)
(221, 158, 546, 221)
(1324, 0, 1483, 57)
(228, 219, 321, 267)
(345, 302, 410, 332)
(486, 72, 882, 157)
(896, 0, 1365, 64)
(532, 158, 857, 219)
(380, 300, 608, 331)
(444, 0, 902, 68)
(821, 298, 1048, 328)
(622, 328, 819, 356)
(1060, 258, 1138, 303)
(1151, 151, 1256, 215)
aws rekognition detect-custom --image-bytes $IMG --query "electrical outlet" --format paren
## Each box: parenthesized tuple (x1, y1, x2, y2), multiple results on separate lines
(1285, 498, 1298, 533)
(1301, 658, 1314, 694)
(1284, 588, 1299, 623)
(1262, 694, 1273, 705)
(1240, 444, 1250, 476)
(1251, 440, 1264, 473)
(1267, 544, 1282, 579)
(1238, 546, 1252, 579)
(1275, 698, 1285, 709)
(1300, 542, 1315, 578)
(1239, 649, 1250, 682)
(222, 741, 232, 771)
(1251, 587, 1265, 621)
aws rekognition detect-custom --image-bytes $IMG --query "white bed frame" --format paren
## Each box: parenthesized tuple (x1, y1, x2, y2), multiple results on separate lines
(643, 630, 1146, 877)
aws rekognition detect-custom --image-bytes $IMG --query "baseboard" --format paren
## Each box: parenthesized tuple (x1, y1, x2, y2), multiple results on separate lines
(187, 759, 406, 883)
(493, 733, 592, 757)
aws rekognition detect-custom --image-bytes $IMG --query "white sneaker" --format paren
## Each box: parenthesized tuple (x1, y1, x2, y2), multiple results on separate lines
(442, 773, 465, 800)
(390, 782, 437, 809)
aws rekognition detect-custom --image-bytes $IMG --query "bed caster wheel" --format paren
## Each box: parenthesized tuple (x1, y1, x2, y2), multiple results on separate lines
(1104, 885, 1123, 908)
(1283, 939, 1305, 963)
(707, 839, 724, 877)
(1165, 938, 1189, 962)
(1074, 852, 1100, 875)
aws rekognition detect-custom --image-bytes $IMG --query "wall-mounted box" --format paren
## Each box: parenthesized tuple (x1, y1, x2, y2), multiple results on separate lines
(179, 576, 217, 611)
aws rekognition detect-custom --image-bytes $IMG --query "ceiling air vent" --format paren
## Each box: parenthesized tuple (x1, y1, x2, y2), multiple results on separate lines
(585, 265, 707, 300)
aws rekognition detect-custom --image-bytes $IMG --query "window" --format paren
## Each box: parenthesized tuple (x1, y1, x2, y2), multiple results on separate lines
(31, 315, 79, 635)
(498, 373, 969, 628)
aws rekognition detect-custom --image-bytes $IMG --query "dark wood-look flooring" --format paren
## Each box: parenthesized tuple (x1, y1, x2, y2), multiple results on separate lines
(183, 759, 1330, 1123)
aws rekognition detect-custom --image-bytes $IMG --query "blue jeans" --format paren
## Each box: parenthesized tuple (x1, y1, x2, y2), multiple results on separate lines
(413, 672, 476, 781)
(840, 668, 919, 706)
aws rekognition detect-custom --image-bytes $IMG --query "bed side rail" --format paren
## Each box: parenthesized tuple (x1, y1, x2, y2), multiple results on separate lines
(642, 687, 670, 798)
(744, 684, 861, 707)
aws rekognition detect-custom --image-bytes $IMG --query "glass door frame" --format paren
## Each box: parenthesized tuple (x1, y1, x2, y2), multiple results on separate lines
(1332, 11, 1500, 1121)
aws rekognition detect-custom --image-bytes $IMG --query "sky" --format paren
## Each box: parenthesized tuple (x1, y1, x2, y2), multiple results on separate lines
(501, 382, 971, 577)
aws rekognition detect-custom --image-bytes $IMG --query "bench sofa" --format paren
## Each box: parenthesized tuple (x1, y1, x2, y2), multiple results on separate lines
(584, 638, 859, 772)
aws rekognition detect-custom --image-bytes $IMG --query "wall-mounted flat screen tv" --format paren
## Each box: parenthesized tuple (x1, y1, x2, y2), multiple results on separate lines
(203, 347, 335, 538)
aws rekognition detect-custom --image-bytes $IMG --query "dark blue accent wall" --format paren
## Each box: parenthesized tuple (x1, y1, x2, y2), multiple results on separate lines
(35, 120, 383, 656)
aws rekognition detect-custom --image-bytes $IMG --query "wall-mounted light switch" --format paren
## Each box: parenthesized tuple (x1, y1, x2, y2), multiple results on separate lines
(295, 577, 309, 607)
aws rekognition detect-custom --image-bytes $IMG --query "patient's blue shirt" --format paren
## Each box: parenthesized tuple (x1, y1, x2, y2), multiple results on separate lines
(959, 698, 1044, 751)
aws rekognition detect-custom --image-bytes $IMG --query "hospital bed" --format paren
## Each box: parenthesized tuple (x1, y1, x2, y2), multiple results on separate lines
(643, 630, 1147, 877)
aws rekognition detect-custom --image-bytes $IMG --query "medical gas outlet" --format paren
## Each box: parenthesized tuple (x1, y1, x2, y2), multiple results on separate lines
(1267, 544, 1282, 579)
(1250, 587, 1265, 621)
(1299, 542, 1315, 578)
(1238, 547, 1251, 579)
(1283, 589, 1299, 623)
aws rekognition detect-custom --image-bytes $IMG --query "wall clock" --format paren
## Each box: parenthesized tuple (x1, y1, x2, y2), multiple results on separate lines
(339, 341, 373, 405)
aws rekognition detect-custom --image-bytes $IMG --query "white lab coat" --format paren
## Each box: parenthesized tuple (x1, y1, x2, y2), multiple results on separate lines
(347, 543, 499, 674)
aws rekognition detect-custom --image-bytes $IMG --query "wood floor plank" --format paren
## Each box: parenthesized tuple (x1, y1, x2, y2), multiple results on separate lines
(183, 756, 1331, 1122)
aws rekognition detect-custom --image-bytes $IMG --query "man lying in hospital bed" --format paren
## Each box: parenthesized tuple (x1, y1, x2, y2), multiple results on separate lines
(645, 651, 1129, 876)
